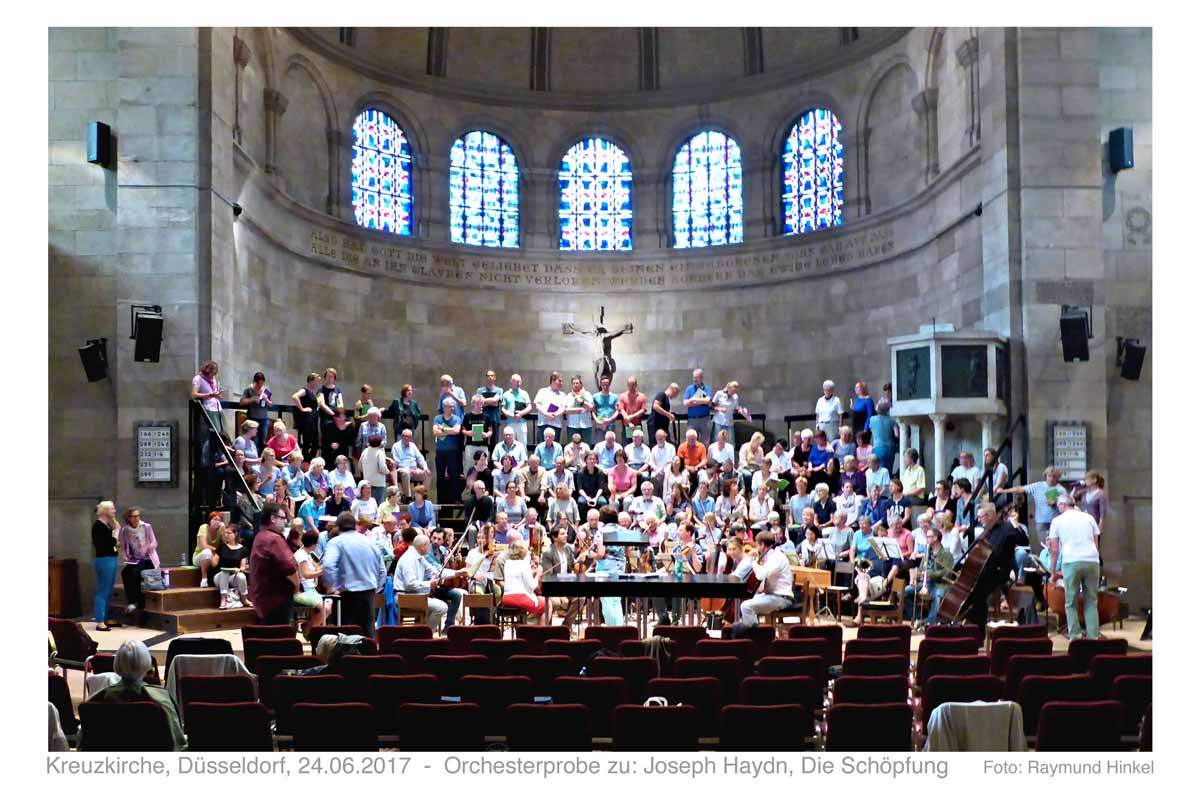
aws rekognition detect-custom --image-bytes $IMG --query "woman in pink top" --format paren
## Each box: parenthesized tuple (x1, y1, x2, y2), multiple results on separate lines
(118, 507, 160, 614)
(608, 449, 639, 510)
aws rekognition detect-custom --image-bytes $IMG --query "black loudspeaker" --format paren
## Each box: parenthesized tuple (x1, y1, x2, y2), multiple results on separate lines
(78, 338, 108, 382)
(133, 311, 163, 363)
(1059, 306, 1090, 362)
(87, 121, 112, 168)
(1108, 127, 1134, 173)
(1118, 338, 1147, 381)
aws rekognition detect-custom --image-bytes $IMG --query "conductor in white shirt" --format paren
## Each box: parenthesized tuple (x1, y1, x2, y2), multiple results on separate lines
(739, 531, 796, 625)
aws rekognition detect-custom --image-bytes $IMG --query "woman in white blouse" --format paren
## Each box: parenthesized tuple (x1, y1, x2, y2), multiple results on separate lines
(500, 538, 546, 621)
(662, 456, 691, 501)
(350, 480, 378, 521)
(748, 483, 774, 530)
(738, 431, 766, 488)
(716, 478, 748, 523)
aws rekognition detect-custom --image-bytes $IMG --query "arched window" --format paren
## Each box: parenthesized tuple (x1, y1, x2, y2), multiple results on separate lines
(558, 138, 633, 251)
(449, 131, 520, 248)
(672, 130, 743, 248)
(351, 108, 413, 235)
(781, 108, 844, 235)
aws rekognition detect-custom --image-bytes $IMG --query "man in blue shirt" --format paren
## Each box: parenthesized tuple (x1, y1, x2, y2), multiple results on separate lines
(433, 399, 464, 503)
(476, 370, 503, 432)
(683, 368, 714, 444)
(533, 427, 564, 468)
(691, 481, 716, 518)
(591, 376, 620, 443)
(321, 512, 386, 636)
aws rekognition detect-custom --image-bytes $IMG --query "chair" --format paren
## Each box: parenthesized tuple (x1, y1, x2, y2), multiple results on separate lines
(921, 675, 1004, 728)
(376, 624, 434, 651)
(694, 639, 755, 675)
(48, 672, 78, 737)
(925, 623, 983, 648)
(825, 702, 914, 751)
(587, 656, 659, 701)
(78, 701, 175, 751)
(719, 704, 810, 751)
(1068, 637, 1129, 672)
(787, 624, 843, 666)
(177, 674, 257, 731)
(243, 637, 303, 673)
(271, 674, 347, 734)
(768, 638, 828, 663)
(394, 594, 429, 626)
(367, 674, 440, 734)
(459, 675, 536, 733)
(1110, 674, 1152, 737)
(254, 655, 321, 711)
(646, 677, 722, 737)
(920, 655, 990, 688)
(470, 638, 530, 673)
(424, 655, 491, 695)
(652, 625, 708, 658)
(672, 657, 743, 706)
(721, 624, 776, 661)
(507, 655, 576, 697)
(307, 625, 368, 654)
(240, 624, 296, 641)
(989, 637, 1052, 676)
(857, 623, 912, 648)
(841, 655, 909, 677)
(860, 578, 906, 625)
(845, 637, 909, 659)
(551, 677, 628, 737)
(755, 656, 826, 684)
(492, 603, 526, 634)
(987, 623, 1048, 649)
(48, 617, 99, 678)
(446, 624, 502, 654)
(87, 652, 162, 685)
(184, 702, 274, 751)
(504, 703, 592, 750)
(1002, 655, 1077, 700)
(1089, 655, 1153, 695)
(292, 702, 379, 751)
(332, 655, 409, 700)
(1035, 700, 1124, 751)
(1139, 704, 1152, 752)
(165, 637, 234, 675)
(544, 638, 603, 669)
(740, 676, 821, 732)
(1016, 674, 1101, 737)
(515, 625, 571, 655)
(612, 704, 698, 751)
(833, 675, 909, 706)
(394, 703, 484, 750)
(584, 625, 639, 653)
(915, 637, 979, 686)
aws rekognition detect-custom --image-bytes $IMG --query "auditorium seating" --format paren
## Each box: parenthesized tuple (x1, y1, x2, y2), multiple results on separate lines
(164, 636, 233, 675)
(719, 704, 810, 751)
(987, 624, 1048, 649)
(87, 652, 162, 685)
(551, 677, 628, 737)
(1067, 637, 1129, 671)
(292, 702, 378, 751)
(447, 624, 502, 654)
(924, 624, 983, 648)
(507, 655, 576, 696)
(48, 673, 78, 738)
(694, 639, 755, 675)
(505, 703, 592, 751)
(78, 701, 175, 751)
(787, 625, 843, 665)
(307, 625, 366, 653)
(647, 677, 722, 736)
(332, 655, 409, 699)
(720, 624, 776, 661)
(367, 675, 440, 733)
(988, 637, 1052, 676)
(740, 676, 821, 733)
(394, 703, 485, 751)
(458, 675, 536, 734)
(1110, 674, 1152, 737)
(584, 625, 639, 652)
(856, 623, 912, 648)
(254, 655, 320, 710)
(845, 637, 908, 659)
(825, 702, 914, 751)
(920, 675, 1004, 729)
(768, 637, 828, 663)
(1035, 700, 1124, 752)
(544, 638, 603, 668)
(1016, 674, 1102, 738)
(515, 625, 571, 655)
(652, 625, 708, 657)
(673, 657, 742, 705)
(425, 655, 489, 695)
(612, 704, 698, 751)
(376, 624, 433, 651)
(386, 637, 451, 664)
(755, 656, 826, 683)
(184, 701, 273, 751)
(841, 654, 909, 677)
(243, 637, 304, 673)
(1002, 655, 1076, 700)
(585, 656, 658, 701)
(919, 654, 990, 688)
(832, 675, 909, 706)
(272, 674, 346, 734)
(1089, 654, 1152, 695)
(49, 617, 98, 679)
(915, 637, 979, 686)
(240, 624, 295, 641)
(470, 638, 531, 672)
(177, 674, 257, 730)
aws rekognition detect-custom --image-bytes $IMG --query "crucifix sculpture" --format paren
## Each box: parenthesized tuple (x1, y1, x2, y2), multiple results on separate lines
(564, 306, 634, 391)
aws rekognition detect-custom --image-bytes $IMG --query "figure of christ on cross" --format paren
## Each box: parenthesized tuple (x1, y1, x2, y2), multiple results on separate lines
(565, 308, 634, 391)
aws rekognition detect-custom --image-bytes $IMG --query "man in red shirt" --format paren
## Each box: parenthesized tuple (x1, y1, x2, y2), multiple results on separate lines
(248, 500, 299, 625)
(617, 376, 647, 444)
(678, 428, 709, 481)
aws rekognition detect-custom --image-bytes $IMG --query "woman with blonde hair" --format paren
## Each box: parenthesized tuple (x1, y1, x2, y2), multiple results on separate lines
(500, 538, 546, 621)
(738, 431, 766, 489)
(92, 501, 120, 631)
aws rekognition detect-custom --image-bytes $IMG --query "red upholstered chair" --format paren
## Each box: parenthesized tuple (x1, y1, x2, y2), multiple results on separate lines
(612, 704, 698, 751)
(1110, 674, 1152, 737)
(254, 655, 321, 711)
(1139, 704, 1152, 752)
(48, 673, 78, 737)
(646, 677, 722, 737)
(376, 624, 433, 651)
(1002, 655, 1077, 700)
(386, 638, 451, 665)
(544, 638, 603, 670)
(515, 625, 571, 655)
(987, 624, 1048, 648)
(787, 624, 842, 666)
(424, 655, 491, 695)
(332, 655, 409, 700)
(857, 623, 912, 649)
(446, 625, 502, 654)
(719, 704, 810, 751)
(989, 637, 1052, 676)
(915, 637, 979, 686)
(292, 702, 378, 751)
(694, 639, 755, 675)
(243, 637, 303, 673)
(769, 638, 828, 663)
(845, 637, 909, 659)
(177, 674, 257, 731)
(184, 702, 273, 751)
(459, 675, 536, 734)
(505, 703, 592, 751)
(1089, 655, 1153, 695)
(306, 625, 366, 653)
(721, 624, 776, 661)
(551, 677, 629, 737)
(272, 674, 348, 734)
(1016, 674, 1101, 738)
(1067, 637, 1129, 672)
(78, 701, 175, 751)
(919, 655, 990, 688)
(394, 703, 485, 750)
(841, 654, 909, 677)
(740, 676, 821, 734)
(87, 652, 162, 685)
(367, 674, 440, 734)
(924, 624, 983, 648)
(832, 675, 910, 706)
(470, 638, 531, 673)
(49, 617, 99, 678)
(585, 625, 640, 653)
(165, 637, 234, 676)
(652, 625, 708, 658)
(672, 657, 742, 706)
(920, 675, 1004, 728)
(825, 702, 914, 751)
(240, 624, 295, 640)
(587, 656, 659, 700)
(507, 655, 575, 697)
(755, 656, 826, 683)
(1035, 700, 1124, 752)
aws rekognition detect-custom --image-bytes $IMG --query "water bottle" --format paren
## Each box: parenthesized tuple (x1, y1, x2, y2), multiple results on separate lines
(162, 570, 170, 589)
(674, 555, 684, 581)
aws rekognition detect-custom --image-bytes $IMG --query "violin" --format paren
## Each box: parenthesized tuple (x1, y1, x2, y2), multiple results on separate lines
(574, 529, 596, 574)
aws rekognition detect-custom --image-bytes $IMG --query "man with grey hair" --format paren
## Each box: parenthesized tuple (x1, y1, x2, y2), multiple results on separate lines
(491, 425, 528, 470)
(395, 532, 466, 634)
(814, 379, 844, 444)
(501, 374, 533, 446)
(1047, 493, 1102, 640)
(87, 639, 185, 749)
(683, 368, 714, 444)
(958, 501, 1026, 629)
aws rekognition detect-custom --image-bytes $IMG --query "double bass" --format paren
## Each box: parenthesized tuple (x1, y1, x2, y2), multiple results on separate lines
(936, 531, 996, 622)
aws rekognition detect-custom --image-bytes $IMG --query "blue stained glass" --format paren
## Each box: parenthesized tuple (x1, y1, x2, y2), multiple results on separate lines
(558, 138, 633, 251)
(782, 108, 844, 236)
(351, 109, 413, 236)
(672, 130, 743, 249)
(450, 131, 519, 248)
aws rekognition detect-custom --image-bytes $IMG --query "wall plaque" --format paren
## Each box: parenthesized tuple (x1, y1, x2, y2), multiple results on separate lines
(135, 420, 178, 487)
(1048, 420, 1088, 483)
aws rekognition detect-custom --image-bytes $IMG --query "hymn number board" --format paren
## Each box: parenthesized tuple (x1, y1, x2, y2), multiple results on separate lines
(1048, 421, 1088, 483)
(135, 421, 177, 488)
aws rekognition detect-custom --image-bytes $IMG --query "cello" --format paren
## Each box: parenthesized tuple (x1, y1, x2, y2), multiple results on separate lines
(936, 530, 996, 622)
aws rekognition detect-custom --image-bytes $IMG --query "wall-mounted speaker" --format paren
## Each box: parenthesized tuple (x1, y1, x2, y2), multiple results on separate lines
(87, 121, 112, 168)
(1108, 127, 1134, 173)
(1117, 337, 1147, 381)
(131, 305, 163, 363)
(1060, 306, 1091, 363)
(78, 338, 108, 382)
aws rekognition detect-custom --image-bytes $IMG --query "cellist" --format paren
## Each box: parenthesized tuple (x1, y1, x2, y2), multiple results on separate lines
(958, 502, 1026, 628)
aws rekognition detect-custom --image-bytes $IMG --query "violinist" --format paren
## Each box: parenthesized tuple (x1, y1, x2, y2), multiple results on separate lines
(395, 532, 466, 635)
(424, 528, 451, 569)
(798, 524, 825, 567)
(518, 508, 546, 548)
(541, 525, 583, 625)
(463, 480, 495, 526)
(464, 525, 497, 624)
(576, 509, 602, 555)
(501, 538, 546, 623)
(654, 522, 704, 626)
(912, 526, 954, 631)
(739, 531, 795, 626)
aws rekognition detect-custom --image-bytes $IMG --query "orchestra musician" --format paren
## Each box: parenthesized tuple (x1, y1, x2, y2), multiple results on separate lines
(653, 521, 705, 625)
(593, 505, 628, 625)
(500, 538, 546, 623)
(959, 501, 1027, 629)
(739, 530, 795, 626)
(464, 525, 498, 624)
(541, 525, 584, 625)
(395, 532, 466, 635)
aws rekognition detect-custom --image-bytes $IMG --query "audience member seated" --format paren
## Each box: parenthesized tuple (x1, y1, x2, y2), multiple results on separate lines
(86, 640, 184, 750)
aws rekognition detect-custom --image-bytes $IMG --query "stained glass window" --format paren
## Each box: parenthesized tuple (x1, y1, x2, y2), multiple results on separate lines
(558, 138, 633, 251)
(672, 130, 743, 248)
(351, 108, 413, 235)
(449, 131, 519, 248)
(782, 108, 844, 235)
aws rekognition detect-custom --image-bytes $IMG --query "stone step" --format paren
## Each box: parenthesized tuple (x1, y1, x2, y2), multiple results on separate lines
(144, 587, 221, 613)
(136, 606, 258, 637)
